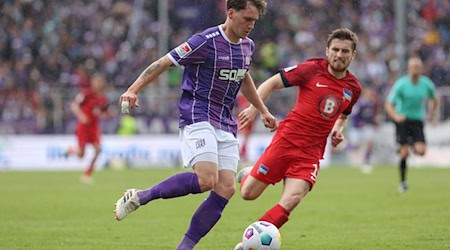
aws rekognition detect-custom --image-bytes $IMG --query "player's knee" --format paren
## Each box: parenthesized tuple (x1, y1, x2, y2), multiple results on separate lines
(78, 150, 85, 158)
(240, 189, 253, 200)
(211, 175, 236, 199)
(197, 173, 218, 192)
(240, 186, 258, 200)
(215, 182, 235, 199)
(414, 149, 426, 156)
(226, 185, 236, 198)
(399, 147, 409, 158)
(413, 144, 426, 156)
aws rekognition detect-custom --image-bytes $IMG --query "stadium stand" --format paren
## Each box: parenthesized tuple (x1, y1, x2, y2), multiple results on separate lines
(1, 0, 449, 134)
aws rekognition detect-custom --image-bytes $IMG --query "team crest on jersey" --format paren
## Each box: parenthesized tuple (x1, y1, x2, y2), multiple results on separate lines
(257, 164, 268, 175)
(175, 42, 192, 58)
(319, 94, 341, 119)
(218, 55, 230, 61)
(343, 89, 352, 101)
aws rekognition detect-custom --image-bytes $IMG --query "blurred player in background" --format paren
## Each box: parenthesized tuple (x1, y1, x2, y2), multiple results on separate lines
(65, 73, 115, 183)
(385, 56, 437, 193)
(347, 86, 380, 174)
(113, 1, 277, 249)
(234, 28, 361, 249)
(236, 93, 256, 166)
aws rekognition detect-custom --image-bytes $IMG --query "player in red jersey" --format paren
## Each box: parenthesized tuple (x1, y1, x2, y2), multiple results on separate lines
(236, 93, 256, 165)
(65, 73, 115, 183)
(235, 28, 361, 237)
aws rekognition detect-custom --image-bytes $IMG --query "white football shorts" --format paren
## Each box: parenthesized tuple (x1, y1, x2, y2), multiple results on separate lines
(348, 125, 375, 147)
(179, 121, 239, 172)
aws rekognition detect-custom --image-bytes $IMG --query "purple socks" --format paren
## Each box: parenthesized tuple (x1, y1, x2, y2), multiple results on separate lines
(136, 172, 229, 249)
(177, 191, 229, 250)
(137, 172, 201, 205)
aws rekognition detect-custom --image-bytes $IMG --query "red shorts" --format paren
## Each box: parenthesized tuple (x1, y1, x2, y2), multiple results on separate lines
(76, 125, 100, 149)
(250, 134, 321, 189)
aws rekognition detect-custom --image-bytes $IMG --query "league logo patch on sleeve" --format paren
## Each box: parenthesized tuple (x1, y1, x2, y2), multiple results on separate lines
(175, 42, 192, 58)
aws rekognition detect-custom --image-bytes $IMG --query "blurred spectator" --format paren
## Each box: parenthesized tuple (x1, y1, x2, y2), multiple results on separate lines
(1, 0, 449, 134)
(117, 114, 137, 135)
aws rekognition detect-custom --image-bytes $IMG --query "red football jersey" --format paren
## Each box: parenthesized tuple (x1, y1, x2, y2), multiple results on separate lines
(278, 58, 361, 158)
(74, 89, 108, 128)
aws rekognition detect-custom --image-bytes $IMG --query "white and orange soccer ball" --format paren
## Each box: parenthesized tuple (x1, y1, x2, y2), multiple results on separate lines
(239, 221, 282, 250)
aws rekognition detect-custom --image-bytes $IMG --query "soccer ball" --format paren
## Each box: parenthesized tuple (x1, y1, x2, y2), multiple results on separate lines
(242, 221, 281, 250)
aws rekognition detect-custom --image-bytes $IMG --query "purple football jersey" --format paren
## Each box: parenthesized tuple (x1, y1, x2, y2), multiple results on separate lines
(350, 96, 378, 128)
(167, 25, 255, 136)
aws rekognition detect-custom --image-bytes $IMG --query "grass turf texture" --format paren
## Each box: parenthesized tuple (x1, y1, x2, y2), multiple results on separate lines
(0, 166, 449, 250)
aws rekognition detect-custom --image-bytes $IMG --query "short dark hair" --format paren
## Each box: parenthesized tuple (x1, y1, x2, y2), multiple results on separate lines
(327, 28, 358, 51)
(227, 0, 267, 15)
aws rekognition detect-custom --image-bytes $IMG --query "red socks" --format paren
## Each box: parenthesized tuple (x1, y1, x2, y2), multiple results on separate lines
(259, 204, 290, 228)
(240, 174, 290, 229)
(84, 165, 94, 176)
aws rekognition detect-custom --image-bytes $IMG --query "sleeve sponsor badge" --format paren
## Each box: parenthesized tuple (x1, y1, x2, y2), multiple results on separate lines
(175, 42, 192, 58)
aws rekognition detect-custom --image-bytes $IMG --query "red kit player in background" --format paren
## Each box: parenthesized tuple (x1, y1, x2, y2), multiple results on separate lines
(65, 73, 115, 183)
(236, 93, 256, 166)
(234, 28, 361, 248)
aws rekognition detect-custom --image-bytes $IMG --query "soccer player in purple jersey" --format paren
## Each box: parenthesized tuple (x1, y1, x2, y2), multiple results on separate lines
(113, 1, 277, 249)
(347, 86, 380, 174)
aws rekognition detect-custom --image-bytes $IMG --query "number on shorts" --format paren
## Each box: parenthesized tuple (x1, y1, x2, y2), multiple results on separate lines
(310, 164, 318, 181)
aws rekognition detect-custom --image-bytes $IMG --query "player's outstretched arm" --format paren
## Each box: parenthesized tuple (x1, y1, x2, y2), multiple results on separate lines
(331, 114, 348, 147)
(100, 106, 118, 119)
(70, 95, 88, 124)
(384, 101, 405, 123)
(254, 73, 285, 102)
(239, 73, 284, 130)
(120, 55, 174, 112)
(239, 73, 278, 131)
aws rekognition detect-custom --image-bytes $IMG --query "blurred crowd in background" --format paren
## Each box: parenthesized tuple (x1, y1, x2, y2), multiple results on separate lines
(1, 0, 450, 135)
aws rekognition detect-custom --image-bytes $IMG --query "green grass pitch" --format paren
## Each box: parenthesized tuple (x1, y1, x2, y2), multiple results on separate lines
(0, 166, 449, 249)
